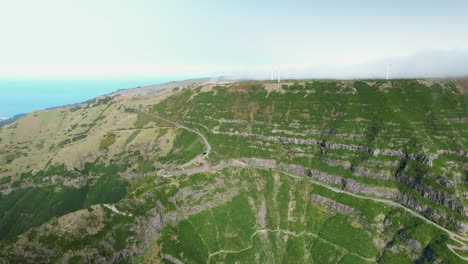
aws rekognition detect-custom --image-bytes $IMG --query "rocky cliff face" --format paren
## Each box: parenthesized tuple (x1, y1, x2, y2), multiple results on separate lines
(212, 130, 468, 166)
(396, 173, 466, 216)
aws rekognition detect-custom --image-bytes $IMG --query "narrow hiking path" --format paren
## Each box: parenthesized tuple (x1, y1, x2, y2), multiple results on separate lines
(447, 244, 468, 262)
(207, 228, 376, 263)
(147, 113, 468, 259)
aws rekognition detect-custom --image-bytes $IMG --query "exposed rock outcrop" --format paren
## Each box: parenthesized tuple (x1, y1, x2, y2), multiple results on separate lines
(212, 130, 468, 166)
(396, 173, 466, 216)
(278, 163, 398, 199)
(394, 192, 468, 233)
(351, 166, 392, 181)
(310, 194, 354, 215)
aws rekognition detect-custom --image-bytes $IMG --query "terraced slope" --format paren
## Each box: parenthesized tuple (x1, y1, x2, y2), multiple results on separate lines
(0, 79, 466, 263)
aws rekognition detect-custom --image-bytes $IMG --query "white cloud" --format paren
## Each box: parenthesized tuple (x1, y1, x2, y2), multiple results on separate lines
(1, 49, 467, 80)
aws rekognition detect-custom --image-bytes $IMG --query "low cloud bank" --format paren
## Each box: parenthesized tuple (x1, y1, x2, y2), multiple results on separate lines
(1, 50, 467, 80)
(222, 50, 468, 80)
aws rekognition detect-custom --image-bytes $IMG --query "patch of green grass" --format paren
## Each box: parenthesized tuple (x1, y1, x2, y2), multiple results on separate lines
(134, 111, 172, 128)
(84, 174, 128, 207)
(318, 214, 378, 258)
(99, 132, 116, 151)
(0, 176, 11, 185)
(158, 129, 205, 164)
(159, 221, 209, 263)
(0, 187, 88, 239)
(124, 130, 141, 147)
(0, 159, 131, 240)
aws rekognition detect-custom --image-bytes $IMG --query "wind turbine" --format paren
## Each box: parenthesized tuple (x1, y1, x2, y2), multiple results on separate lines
(386, 64, 392, 80)
(277, 68, 281, 83)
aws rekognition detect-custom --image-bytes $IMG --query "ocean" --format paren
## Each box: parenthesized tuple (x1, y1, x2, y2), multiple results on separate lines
(0, 77, 179, 118)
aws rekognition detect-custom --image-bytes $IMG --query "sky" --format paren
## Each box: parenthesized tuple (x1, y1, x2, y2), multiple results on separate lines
(1, 0, 468, 79)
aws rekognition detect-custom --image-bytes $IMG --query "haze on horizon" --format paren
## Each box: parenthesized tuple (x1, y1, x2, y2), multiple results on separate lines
(1, 0, 468, 79)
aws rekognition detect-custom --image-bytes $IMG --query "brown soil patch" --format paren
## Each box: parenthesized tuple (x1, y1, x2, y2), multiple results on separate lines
(263, 82, 293, 94)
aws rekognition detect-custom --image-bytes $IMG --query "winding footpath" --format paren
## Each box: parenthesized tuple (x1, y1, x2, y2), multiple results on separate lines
(148, 112, 468, 261)
(208, 228, 376, 263)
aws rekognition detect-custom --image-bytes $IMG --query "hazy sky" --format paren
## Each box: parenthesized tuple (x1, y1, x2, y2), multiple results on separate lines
(1, 0, 468, 78)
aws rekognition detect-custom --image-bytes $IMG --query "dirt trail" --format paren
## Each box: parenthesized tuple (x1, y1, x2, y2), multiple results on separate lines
(207, 228, 376, 263)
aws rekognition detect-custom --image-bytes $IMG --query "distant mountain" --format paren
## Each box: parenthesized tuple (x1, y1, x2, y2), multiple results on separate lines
(0, 114, 26, 126)
(110, 77, 210, 97)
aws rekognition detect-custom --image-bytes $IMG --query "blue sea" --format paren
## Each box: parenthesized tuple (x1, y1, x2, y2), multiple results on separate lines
(0, 77, 180, 118)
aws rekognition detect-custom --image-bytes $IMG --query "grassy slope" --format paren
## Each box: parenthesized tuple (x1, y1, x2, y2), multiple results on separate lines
(0, 79, 466, 263)
(0, 95, 205, 241)
(145, 168, 463, 263)
(150, 80, 467, 229)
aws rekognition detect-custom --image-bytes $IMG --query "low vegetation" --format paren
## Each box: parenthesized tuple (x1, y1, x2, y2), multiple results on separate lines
(0, 79, 466, 263)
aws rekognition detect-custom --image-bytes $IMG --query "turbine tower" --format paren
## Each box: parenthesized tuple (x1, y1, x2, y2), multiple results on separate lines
(386, 64, 391, 80)
(277, 68, 281, 83)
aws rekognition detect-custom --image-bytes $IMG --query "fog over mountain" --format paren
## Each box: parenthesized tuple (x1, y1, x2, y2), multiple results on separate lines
(222, 49, 468, 80)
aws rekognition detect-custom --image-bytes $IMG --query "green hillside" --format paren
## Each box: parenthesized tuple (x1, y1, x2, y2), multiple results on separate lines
(0, 79, 467, 263)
